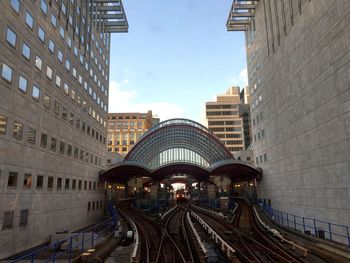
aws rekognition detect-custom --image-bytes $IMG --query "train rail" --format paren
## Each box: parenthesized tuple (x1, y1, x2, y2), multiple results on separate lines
(192, 202, 300, 262)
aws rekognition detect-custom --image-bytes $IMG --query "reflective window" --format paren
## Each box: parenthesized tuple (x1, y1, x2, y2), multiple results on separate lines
(57, 49, 63, 63)
(25, 11, 34, 29)
(6, 27, 17, 47)
(0, 115, 7, 134)
(46, 66, 52, 79)
(64, 83, 69, 94)
(59, 26, 64, 38)
(50, 137, 57, 151)
(18, 75, 28, 92)
(27, 127, 36, 144)
(65, 59, 70, 71)
(23, 174, 32, 188)
(50, 14, 57, 27)
(13, 122, 23, 139)
(35, 56, 42, 70)
(38, 27, 45, 42)
(48, 39, 55, 53)
(22, 42, 31, 60)
(40, 0, 48, 15)
(32, 85, 40, 101)
(54, 101, 60, 115)
(55, 75, 61, 87)
(10, 0, 20, 13)
(67, 37, 72, 48)
(1, 63, 13, 82)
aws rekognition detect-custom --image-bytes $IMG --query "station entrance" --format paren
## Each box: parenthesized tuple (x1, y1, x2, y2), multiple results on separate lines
(100, 119, 262, 210)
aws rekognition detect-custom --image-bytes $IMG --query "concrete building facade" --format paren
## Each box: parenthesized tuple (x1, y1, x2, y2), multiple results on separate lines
(205, 86, 251, 153)
(107, 111, 159, 156)
(0, 0, 127, 258)
(227, 0, 350, 227)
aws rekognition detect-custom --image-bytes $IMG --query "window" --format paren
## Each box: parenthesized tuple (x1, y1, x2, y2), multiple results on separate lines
(59, 26, 64, 38)
(3, 211, 14, 230)
(40, 133, 47, 147)
(50, 137, 57, 151)
(1, 63, 13, 82)
(27, 127, 36, 144)
(36, 175, 44, 188)
(76, 118, 80, 129)
(69, 113, 74, 125)
(263, 153, 267, 162)
(0, 115, 7, 135)
(23, 174, 32, 188)
(18, 75, 28, 93)
(67, 37, 72, 48)
(89, 181, 92, 190)
(48, 39, 55, 53)
(57, 50, 63, 63)
(8, 172, 18, 187)
(46, 66, 53, 79)
(38, 27, 45, 42)
(55, 75, 61, 87)
(71, 90, 75, 101)
(40, 0, 48, 15)
(6, 27, 16, 47)
(35, 56, 42, 70)
(74, 147, 78, 158)
(62, 107, 67, 120)
(57, 178, 62, 189)
(32, 85, 40, 101)
(59, 141, 65, 154)
(10, 0, 20, 13)
(13, 122, 23, 139)
(43, 94, 50, 108)
(47, 176, 54, 189)
(19, 210, 29, 227)
(78, 180, 82, 190)
(50, 14, 57, 27)
(88, 202, 91, 211)
(22, 43, 31, 60)
(54, 101, 60, 115)
(25, 11, 34, 29)
(67, 144, 72, 156)
(65, 178, 70, 190)
(65, 59, 71, 71)
(80, 150, 84, 161)
(72, 179, 76, 190)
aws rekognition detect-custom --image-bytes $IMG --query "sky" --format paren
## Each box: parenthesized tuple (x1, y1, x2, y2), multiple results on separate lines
(108, 0, 247, 123)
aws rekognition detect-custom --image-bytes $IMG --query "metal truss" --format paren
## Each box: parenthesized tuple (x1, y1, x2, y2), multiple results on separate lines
(227, 0, 259, 31)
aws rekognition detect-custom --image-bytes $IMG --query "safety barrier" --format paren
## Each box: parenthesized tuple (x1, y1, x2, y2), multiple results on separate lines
(9, 216, 116, 263)
(160, 204, 177, 220)
(261, 203, 350, 247)
(253, 207, 308, 257)
(191, 211, 235, 258)
(186, 211, 207, 256)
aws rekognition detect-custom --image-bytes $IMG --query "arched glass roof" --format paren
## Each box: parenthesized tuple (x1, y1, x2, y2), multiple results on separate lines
(125, 118, 233, 169)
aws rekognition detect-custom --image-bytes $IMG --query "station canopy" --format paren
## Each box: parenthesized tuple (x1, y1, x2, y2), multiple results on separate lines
(100, 119, 262, 183)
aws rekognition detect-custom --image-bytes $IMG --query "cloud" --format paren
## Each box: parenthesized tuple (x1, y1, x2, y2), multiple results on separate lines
(239, 67, 248, 86)
(108, 81, 185, 121)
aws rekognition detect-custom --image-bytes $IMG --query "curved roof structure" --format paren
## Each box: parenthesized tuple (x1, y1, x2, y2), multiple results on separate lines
(100, 119, 262, 183)
(125, 119, 233, 169)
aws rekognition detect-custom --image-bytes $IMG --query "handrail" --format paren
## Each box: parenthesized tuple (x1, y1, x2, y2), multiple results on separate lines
(186, 211, 207, 256)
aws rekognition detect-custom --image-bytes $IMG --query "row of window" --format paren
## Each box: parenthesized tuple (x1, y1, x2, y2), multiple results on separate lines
(208, 120, 242, 126)
(206, 104, 238, 110)
(225, 140, 243, 145)
(227, 147, 244, 152)
(210, 127, 242, 132)
(254, 128, 265, 142)
(108, 146, 128, 153)
(256, 153, 267, 165)
(109, 121, 145, 128)
(6, 171, 101, 192)
(1, 63, 107, 146)
(87, 200, 104, 212)
(9, 0, 109, 118)
(206, 111, 239, 116)
(252, 111, 264, 126)
(0, 114, 103, 167)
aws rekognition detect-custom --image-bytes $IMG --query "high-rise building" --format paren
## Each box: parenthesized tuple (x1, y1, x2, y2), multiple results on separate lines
(227, 0, 350, 226)
(107, 111, 159, 156)
(205, 86, 251, 153)
(0, 0, 127, 258)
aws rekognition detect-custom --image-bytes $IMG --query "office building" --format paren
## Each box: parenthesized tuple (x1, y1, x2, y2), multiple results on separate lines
(0, 0, 128, 258)
(107, 111, 159, 155)
(227, 0, 350, 226)
(205, 86, 251, 154)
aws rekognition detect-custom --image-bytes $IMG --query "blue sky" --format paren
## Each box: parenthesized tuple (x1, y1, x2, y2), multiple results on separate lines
(108, 0, 247, 123)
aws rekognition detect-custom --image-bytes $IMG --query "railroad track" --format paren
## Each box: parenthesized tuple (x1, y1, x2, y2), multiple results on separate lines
(156, 205, 195, 263)
(192, 203, 300, 262)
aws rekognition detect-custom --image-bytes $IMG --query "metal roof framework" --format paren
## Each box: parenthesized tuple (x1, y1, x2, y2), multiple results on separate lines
(227, 0, 259, 31)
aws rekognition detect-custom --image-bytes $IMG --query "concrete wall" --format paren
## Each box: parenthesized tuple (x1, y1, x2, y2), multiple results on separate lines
(246, 0, 350, 226)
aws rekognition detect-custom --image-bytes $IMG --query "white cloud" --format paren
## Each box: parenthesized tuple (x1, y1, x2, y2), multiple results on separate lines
(108, 81, 185, 121)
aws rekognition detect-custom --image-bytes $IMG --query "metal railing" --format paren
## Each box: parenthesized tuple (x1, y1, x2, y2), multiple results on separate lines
(9, 216, 117, 263)
(260, 203, 350, 247)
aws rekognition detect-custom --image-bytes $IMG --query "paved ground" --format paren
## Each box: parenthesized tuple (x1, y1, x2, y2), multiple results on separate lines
(104, 244, 134, 263)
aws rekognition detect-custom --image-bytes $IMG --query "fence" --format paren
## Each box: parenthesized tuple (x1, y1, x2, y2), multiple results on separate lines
(261, 203, 350, 247)
(9, 215, 117, 263)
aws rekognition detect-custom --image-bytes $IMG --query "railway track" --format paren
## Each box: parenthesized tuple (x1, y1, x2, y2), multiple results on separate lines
(192, 203, 300, 262)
